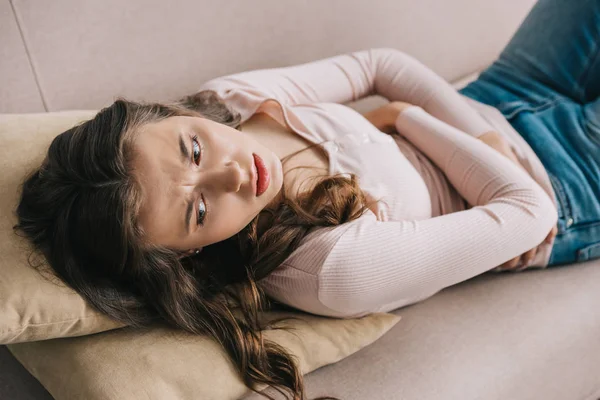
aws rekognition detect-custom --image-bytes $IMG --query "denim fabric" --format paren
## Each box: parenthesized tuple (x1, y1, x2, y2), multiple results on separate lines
(459, 0, 600, 266)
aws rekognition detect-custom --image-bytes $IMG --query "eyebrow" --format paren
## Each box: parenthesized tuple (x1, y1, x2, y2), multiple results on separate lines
(179, 132, 194, 234)
(179, 132, 190, 164)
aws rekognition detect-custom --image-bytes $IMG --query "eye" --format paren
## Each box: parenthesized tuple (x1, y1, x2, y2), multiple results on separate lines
(197, 195, 207, 226)
(192, 135, 202, 165)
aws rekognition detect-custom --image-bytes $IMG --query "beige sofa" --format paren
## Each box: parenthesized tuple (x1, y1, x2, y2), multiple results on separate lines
(2, 1, 600, 399)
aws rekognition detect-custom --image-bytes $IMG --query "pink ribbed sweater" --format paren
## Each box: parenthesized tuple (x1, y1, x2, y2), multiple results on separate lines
(198, 48, 559, 318)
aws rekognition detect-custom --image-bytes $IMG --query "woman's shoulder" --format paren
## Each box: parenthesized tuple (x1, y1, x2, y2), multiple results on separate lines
(277, 211, 377, 274)
(257, 212, 381, 319)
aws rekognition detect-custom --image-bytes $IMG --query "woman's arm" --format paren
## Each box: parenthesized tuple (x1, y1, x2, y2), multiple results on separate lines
(198, 48, 494, 137)
(363, 101, 558, 271)
(263, 106, 558, 319)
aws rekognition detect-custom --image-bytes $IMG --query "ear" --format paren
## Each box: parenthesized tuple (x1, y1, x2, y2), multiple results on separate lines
(178, 247, 203, 259)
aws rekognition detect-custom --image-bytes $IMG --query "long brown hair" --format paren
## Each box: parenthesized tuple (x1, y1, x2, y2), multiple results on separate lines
(13, 90, 377, 400)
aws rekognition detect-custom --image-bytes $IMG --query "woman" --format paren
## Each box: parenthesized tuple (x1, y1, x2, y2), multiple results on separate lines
(12, 0, 599, 399)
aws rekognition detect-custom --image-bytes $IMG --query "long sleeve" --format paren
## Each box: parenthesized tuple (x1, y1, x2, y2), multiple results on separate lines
(198, 48, 494, 137)
(262, 107, 558, 319)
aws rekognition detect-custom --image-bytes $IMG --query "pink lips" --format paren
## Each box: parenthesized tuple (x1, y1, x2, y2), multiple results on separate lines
(253, 153, 270, 197)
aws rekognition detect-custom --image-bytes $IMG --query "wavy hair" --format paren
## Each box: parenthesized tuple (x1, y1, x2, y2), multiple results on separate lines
(13, 90, 377, 400)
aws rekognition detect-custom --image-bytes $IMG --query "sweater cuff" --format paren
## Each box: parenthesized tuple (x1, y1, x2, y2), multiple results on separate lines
(393, 105, 426, 133)
(394, 105, 493, 139)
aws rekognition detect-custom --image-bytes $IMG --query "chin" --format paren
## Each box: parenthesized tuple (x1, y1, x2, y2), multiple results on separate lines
(273, 160, 285, 191)
(266, 177, 284, 210)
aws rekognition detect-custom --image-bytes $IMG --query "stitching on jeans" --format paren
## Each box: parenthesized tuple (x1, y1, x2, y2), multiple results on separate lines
(548, 172, 573, 226)
(558, 177, 574, 224)
(577, 242, 600, 262)
(548, 174, 564, 219)
(578, 246, 590, 261)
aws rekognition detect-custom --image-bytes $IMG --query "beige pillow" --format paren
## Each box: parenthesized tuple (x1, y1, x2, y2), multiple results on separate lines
(1, 111, 401, 398)
(8, 311, 400, 400)
(0, 111, 126, 344)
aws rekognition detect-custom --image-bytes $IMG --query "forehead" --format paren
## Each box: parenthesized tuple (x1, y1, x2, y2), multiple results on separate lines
(140, 115, 185, 137)
(133, 114, 207, 164)
(141, 114, 211, 134)
(133, 118, 180, 168)
(132, 117, 189, 241)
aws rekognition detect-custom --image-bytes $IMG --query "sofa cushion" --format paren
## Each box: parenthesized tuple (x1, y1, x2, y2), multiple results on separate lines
(245, 259, 600, 400)
(8, 311, 400, 400)
(6, 0, 537, 112)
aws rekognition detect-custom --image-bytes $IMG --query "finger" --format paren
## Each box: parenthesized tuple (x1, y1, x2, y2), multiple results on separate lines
(544, 224, 558, 244)
(519, 247, 538, 269)
(500, 256, 521, 270)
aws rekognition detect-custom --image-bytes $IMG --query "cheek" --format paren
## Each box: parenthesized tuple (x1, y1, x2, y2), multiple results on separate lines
(207, 196, 260, 243)
(227, 128, 259, 150)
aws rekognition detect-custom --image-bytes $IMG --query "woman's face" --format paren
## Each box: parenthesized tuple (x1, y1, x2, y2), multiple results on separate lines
(131, 115, 283, 254)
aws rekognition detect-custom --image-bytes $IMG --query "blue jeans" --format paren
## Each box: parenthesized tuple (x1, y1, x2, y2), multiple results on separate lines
(459, 0, 600, 267)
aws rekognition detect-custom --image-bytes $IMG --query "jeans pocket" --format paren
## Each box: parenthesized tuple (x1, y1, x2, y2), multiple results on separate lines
(577, 242, 600, 262)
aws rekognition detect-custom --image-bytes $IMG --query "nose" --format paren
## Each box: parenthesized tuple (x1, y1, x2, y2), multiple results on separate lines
(202, 160, 246, 193)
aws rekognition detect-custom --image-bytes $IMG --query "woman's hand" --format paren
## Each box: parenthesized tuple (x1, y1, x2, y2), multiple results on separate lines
(478, 131, 559, 272)
(361, 101, 414, 134)
(493, 224, 558, 272)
